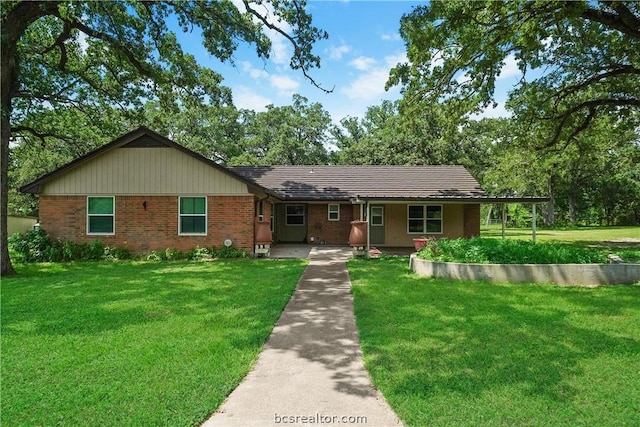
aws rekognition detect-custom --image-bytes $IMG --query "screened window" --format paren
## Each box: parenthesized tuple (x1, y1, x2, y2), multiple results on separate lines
(328, 204, 340, 221)
(286, 205, 305, 226)
(179, 197, 207, 235)
(87, 196, 114, 235)
(408, 205, 442, 234)
(370, 206, 384, 226)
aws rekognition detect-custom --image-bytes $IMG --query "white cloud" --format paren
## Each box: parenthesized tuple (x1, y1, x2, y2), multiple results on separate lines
(341, 67, 391, 100)
(471, 102, 512, 119)
(497, 54, 521, 80)
(349, 56, 376, 71)
(327, 44, 351, 60)
(267, 29, 291, 65)
(269, 74, 300, 95)
(381, 32, 401, 42)
(341, 51, 407, 101)
(384, 52, 407, 68)
(241, 61, 268, 79)
(233, 85, 272, 112)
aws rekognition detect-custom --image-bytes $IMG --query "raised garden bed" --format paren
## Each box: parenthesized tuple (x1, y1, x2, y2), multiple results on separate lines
(410, 255, 640, 286)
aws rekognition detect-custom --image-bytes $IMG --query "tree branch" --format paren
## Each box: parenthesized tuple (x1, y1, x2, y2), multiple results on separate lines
(581, 3, 640, 39)
(241, 0, 333, 93)
(546, 98, 640, 147)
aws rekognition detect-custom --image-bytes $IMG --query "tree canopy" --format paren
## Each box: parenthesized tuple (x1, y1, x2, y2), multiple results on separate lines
(1, 0, 328, 275)
(389, 0, 640, 148)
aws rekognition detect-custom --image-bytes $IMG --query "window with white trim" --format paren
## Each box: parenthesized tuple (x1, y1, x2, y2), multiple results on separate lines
(179, 197, 207, 235)
(87, 196, 115, 235)
(408, 205, 442, 234)
(257, 200, 265, 221)
(370, 206, 384, 226)
(328, 204, 340, 221)
(286, 204, 305, 226)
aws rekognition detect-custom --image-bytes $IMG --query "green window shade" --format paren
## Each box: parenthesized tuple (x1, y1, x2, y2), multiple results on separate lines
(88, 197, 114, 215)
(89, 216, 114, 233)
(180, 197, 206, 214)
(180, 217, 206, 234)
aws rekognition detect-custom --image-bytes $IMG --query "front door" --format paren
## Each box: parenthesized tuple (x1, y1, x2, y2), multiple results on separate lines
(276, 203, 308, 243)
(370, 205, 385, 245)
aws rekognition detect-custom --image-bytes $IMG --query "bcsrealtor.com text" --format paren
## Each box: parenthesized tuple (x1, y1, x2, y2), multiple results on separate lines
(274, 413, 368, 424)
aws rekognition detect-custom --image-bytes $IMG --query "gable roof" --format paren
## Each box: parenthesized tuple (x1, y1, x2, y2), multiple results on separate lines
(21, 128, 547, 203)
(20, 127, 270, 195)
(230, 165, 489, 201)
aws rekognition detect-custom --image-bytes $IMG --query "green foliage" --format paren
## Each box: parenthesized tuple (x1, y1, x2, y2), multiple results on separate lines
(417, 237, 608, 264)
(2, 0, 329, 275)
(9, 229, 248, 264)
(8, 228, 52, 263)
(1, 259, 307, 425)
(349, 257, 640, 426)
(186, 245, 247, 260)
(230, 94, 332, 165)
(8, 229, 131, 263)
(390, 1, 640, 148)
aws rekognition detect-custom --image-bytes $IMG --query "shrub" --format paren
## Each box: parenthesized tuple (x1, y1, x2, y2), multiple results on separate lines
(8, 229, 131, 263)
(215, 245, 248, 259)
(8, 228, 53, 263)
(417, 238, 609, 264)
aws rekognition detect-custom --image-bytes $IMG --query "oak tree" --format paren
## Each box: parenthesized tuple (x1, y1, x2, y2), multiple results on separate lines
(1, 0, 328, 275)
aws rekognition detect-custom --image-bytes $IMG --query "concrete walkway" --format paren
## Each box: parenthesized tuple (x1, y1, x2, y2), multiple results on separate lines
(202, 247, 402, 427)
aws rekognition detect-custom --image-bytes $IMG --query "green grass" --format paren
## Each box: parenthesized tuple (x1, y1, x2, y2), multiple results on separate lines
(349, 257, 640, 427)
(1, 259, 306, 426)
(481, 225, 640, 262)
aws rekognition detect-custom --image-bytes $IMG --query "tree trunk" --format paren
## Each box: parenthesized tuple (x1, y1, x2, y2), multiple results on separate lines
(544, 176, 556, 226)
(1, 24, 17, 276)
(1, 1, 58, 275)
(484, 204, 493, 226)
(568, 193, 577, 224)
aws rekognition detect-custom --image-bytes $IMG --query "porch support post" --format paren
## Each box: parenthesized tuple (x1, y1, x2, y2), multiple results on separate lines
(501, 203, 506, 239)
(366, 201, 371, 258)
(532, 203, 537, 244)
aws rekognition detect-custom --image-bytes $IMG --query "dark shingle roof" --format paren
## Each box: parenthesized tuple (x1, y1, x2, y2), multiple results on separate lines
(230, 165, 488, 201)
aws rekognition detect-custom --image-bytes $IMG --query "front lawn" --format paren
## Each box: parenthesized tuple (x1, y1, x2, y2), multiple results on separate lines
(349, 257, 640, 427)
(1, 259, 306, 426)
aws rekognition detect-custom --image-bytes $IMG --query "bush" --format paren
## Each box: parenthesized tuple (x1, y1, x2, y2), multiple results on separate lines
(9, 229, 131, 263)
(417, 237, 608, 264)
(8, 228, 52, 263)
(9, 229, 248, 263)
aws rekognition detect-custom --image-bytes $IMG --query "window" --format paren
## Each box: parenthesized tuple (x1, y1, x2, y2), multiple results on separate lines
(370, 206, 384, 226)
(408, 205, 442, 234)
(257, 200, 265, 221)
(179, 197, 207, 235)
(87, 196, 114, 235)
(328, 204, 340, 221)
(286, 204, 305, 226)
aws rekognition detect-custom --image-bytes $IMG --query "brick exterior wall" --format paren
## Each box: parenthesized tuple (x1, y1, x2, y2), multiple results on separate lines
(39, 195, 255, 253)
(306, 203, 353, 245)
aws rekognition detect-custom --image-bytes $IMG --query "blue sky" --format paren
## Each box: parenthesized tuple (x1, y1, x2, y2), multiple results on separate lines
(175, 1, 518, 123)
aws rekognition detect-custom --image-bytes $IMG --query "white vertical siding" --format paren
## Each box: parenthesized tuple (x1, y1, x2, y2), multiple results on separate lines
(42, 147, 250, 195)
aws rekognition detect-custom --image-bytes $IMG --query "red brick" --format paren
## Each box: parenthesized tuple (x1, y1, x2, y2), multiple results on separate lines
(39, 195, 255, 253)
